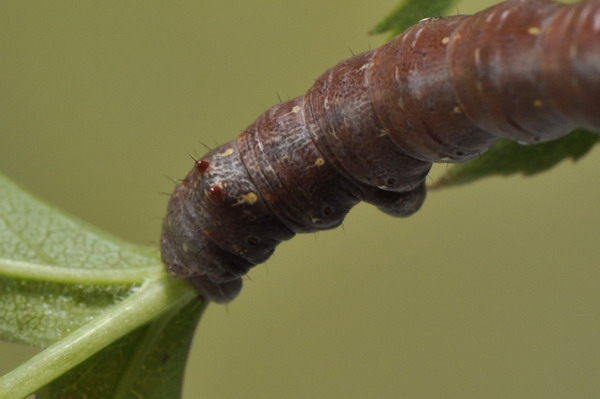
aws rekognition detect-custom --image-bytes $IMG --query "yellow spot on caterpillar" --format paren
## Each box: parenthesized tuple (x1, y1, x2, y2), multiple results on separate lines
(527, 26, 541, 36)
(234, 192, 258, 206)
(182, 243, 189, 253)
(314, 157, 325, 167)
(533, 99, 544, 108)
(441, 36, 450, 45)
(291, 105, 301, 113)
(219, 148, 234, 157)
(452, 105, 462, 114)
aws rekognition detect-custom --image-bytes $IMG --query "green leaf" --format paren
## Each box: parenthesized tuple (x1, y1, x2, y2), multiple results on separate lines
(431, 129, 600, 189)
(36, 300, 206, 399)
(0, 174, 200, 398)
(371, 0, 459, 37)
(0, 174, 161, 346)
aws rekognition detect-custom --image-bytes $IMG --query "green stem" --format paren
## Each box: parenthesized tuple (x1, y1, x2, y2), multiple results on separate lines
(112, 302, 180, 399)
(0, 273, 197, 399)
(0, 259, 164, 285)
(0, 258, 163, 284)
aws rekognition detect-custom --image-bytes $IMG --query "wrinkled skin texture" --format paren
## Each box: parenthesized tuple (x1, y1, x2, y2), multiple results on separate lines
(161, 0, 600, 303)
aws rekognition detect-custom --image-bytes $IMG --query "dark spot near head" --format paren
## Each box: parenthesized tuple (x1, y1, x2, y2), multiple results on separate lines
(322, 206, 333, 217)
(455, 150, 465, 157)
(246, 236, 259, 246)
(208, 185, 224, 201)
(195, 160, 210, 173)
(387, 177, 396, 186)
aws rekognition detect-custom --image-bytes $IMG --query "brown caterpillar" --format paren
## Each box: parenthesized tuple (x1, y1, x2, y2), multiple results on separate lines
(161, 0, 600, 303)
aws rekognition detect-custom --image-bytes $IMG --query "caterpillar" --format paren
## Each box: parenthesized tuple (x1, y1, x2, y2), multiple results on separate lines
(161, 0, 600, 303)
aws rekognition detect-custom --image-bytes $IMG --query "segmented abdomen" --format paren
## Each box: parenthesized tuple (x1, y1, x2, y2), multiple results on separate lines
(161, 0, 600, 303)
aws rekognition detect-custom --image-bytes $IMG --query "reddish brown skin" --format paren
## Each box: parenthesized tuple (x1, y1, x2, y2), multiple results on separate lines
(161, 0, 600, 303)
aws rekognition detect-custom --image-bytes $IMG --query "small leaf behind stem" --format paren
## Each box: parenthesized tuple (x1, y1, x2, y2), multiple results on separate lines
(371, 0, 459, 37)
(36, 298, 206, 399)
(431, 129, 599, 189)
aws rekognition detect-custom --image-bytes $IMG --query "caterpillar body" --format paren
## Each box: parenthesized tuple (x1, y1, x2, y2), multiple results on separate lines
(161, 0, 600, 303)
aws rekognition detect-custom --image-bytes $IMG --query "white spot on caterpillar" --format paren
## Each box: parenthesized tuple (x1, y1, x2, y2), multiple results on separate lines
(359, 62, 372, 72)
(411, 27, 425, 47)
(527, 26, 541, 35)
(291, 105, 301, 114)
(419, 17, 431, 23)
(256, 139, 265, 153)
(452, 105, 462, 114)
(441, 36, 450, 45)
(474, 48, 481, 65)
(218, 148, 234, 157)
(578, 3, 595, 28)
(561, 6, 578, 33)
(499, 9, 512, 23)
(397, 96, 405, 109)
(473, 48, 483, 92)
(393, 66, 401, 83)
(569, 44, 577, 60)
(533, 99, 544, 108)
(329, 127, 339, 139)
(323, 96, 330, 110)
(594, 12, 600, 31)
(314, 157, 325, 167)
(234, 192, 258, 206)
(377, 128, 389, 137)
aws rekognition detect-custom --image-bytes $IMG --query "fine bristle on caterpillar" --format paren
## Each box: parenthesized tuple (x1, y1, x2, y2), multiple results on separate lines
(161, 0, 600, 303)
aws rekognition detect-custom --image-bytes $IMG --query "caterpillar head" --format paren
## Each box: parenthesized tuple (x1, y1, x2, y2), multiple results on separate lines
(161, 143, 294, 303)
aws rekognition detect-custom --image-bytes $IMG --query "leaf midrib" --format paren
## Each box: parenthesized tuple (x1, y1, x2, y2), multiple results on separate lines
(0, 258, 162, 284)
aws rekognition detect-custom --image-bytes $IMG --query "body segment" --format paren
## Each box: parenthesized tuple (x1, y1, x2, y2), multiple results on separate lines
(161, 0, 600, 302)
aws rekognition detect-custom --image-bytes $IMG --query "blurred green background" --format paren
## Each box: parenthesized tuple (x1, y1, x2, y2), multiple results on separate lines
(1, 0, 599, 397)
